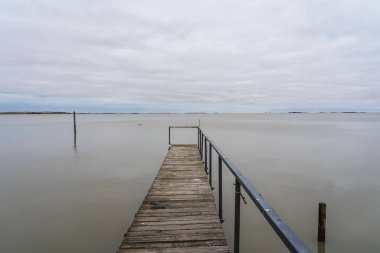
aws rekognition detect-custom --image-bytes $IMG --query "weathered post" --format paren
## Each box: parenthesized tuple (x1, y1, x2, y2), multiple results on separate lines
(204, 139, 208, 173)
(318, 202, 326, 242)
(209, 142, 212, 188)
(169, 127, 171, 145)
(73, 111, 77, 147)
(218, 156, 223, 221)
(234, 179, 241, 253)
(198, 128, 200, 150)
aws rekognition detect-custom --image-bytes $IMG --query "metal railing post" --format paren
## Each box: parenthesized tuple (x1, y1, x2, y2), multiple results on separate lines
(169, 127, 171, 145)
(209, 142, 212, 188)
(198, 127, 201, 151)
(234, 179, 241, 253)
(218, 156, 223, 222)
(204, 139, 208, 173)
(201, 133, 203, 159)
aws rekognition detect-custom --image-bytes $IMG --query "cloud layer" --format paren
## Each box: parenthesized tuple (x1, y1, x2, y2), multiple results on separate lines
(1, 0, 380, 112)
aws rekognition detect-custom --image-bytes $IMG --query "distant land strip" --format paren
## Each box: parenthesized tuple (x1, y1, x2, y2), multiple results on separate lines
(0, 111, 207, 115)
(0, 111, 70, 115)
(0, 111, 371, 115)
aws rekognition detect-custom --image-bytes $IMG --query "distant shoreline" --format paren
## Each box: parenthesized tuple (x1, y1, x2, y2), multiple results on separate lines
(0, 112, 202, 115)
(0, 111, 71, 115)
(0, 111, 372, 115)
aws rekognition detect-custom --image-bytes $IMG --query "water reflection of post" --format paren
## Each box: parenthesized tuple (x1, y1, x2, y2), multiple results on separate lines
(73, 145, 79, 162)
(318, 242, 326, 253)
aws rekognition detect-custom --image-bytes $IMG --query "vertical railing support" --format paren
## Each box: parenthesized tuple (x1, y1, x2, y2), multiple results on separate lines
(200, 133, 203, 159)
(209, 142, 213, 188)
(169, 127, 171, 145)
(204, 135, 206, 160)
(198, 127, 201, 151)
(218, 156, 224, 222)
(234, 179, 241, 253)
(204, 139, 208, 173)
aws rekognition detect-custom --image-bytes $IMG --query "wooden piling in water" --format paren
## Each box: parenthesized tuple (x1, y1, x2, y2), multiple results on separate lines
(73, 111, 77, 147)
(318, 202, 326, 242)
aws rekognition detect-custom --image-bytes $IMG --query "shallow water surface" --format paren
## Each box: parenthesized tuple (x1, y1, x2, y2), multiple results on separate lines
(0, 113, 379, 253)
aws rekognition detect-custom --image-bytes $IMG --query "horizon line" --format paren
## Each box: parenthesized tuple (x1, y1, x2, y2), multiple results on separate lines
(0, 111, 376, 115)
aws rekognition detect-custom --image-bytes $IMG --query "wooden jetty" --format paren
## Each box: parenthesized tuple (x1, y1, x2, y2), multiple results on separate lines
(117, 144, 229, 253)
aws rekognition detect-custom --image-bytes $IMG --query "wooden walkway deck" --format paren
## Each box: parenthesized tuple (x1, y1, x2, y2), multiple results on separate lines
(117, 144, 229, 253)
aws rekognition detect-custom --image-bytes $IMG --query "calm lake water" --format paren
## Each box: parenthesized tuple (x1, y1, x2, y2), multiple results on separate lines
(1, 113, 379, 253)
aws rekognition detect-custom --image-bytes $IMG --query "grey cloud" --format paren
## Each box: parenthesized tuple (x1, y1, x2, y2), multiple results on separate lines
(0, 0, 380, 112)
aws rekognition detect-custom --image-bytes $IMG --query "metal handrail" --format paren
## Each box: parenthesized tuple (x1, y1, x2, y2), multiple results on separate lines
(169, 126, 312, 253)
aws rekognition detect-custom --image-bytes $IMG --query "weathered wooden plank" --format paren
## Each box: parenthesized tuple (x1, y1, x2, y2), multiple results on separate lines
(153, 178, 208, 183)
(140, 201, 214, 208)
(127, 223, 223, 232)
(124, 234, 226, 243)
(156, 172, 206, 177)
(126, 228, 225, 236)
(118, 245, 229, 253)
(120, 240, 227, 249)
(132, 219, 221, 226)
(135, 211, 215, 217)
(133, 215, 220, 222)
(117, 145, 229, 253)
(137, 206, 216, 213)
(144, 196, 213, 201)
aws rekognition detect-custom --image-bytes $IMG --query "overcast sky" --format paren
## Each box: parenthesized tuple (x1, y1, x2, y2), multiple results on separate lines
(1, 0, 379, 112)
